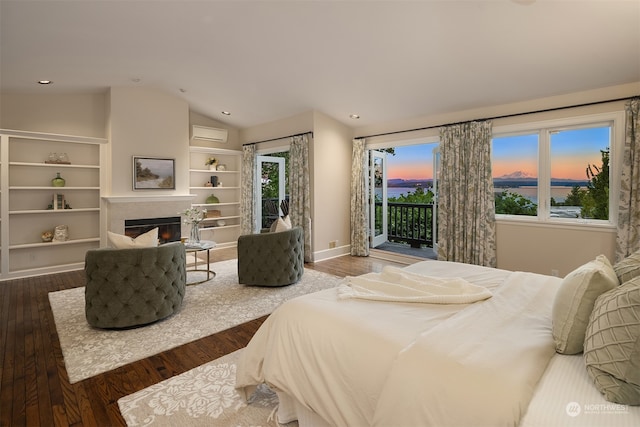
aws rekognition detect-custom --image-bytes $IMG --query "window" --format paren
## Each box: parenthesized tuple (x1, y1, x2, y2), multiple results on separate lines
(492, 112, 623, 225)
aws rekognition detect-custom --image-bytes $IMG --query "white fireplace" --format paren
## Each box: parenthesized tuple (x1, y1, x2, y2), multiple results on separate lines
(103, 195, 194, 242)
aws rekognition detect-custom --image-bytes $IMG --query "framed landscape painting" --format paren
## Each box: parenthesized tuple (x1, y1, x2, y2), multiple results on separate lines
(133, 156, 175, 190)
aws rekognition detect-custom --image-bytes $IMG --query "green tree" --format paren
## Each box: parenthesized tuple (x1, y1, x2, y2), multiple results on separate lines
(494, 190, 537, 215)
(581, 149, 609, 220)
(388, 186, 434, 203)
(564, 185, 586, 207)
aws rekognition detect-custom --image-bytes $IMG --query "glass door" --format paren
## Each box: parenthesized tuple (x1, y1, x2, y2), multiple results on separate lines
(432, 145, 440, 253)
(370, 150, 387, 248)
(255, 155, 285, 230)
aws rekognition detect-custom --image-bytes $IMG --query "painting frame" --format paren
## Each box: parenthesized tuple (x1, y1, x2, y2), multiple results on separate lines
(133, 156, 176, 190)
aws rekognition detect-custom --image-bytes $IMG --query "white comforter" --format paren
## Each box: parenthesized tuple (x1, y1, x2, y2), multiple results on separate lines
(236, 261, 561, 427)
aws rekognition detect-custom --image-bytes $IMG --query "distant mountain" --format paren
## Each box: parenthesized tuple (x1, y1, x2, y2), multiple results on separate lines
(496, 170, 535, 180)
(493, 171, 588, 188)
(387, 178, 433, 188)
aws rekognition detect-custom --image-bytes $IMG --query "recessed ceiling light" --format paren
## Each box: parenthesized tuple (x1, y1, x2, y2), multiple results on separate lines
(38, 80, 53, 85)
(349, 114, 360, 119)
(222, 111, 231, 116)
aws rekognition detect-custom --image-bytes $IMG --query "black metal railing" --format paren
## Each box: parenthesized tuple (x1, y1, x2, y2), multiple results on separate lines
(377, 202, 434, 248)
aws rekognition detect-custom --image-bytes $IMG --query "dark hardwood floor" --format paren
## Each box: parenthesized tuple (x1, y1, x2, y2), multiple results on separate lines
(0, 249, 406, 427)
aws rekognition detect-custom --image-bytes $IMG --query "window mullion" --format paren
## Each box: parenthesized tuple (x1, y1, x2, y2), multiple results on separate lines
(538, 130, 551, 221)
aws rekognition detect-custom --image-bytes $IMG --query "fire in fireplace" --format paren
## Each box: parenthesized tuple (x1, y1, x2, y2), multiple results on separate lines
(124, 216, 181, 244)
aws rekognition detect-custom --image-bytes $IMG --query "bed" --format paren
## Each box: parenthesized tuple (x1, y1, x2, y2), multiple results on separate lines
(235, 260, 640, 426)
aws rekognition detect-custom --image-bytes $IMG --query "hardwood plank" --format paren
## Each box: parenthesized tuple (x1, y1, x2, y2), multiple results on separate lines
(0, 250, 388, 427)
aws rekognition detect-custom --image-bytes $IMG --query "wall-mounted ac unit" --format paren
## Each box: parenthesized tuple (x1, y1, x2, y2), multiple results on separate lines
(191, 125, 228, 143)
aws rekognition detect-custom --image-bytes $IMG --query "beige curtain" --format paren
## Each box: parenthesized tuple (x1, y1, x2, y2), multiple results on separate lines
(289, 134, 312, 262)
(438, 121, 496, 267)
(239, 144, 256, 235)
(350, 138, 369, 256)
(616, 97, 640, 261)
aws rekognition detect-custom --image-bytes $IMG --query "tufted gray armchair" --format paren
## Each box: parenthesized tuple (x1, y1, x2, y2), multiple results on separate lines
(237, 226, 304, 286)
(84, 242, 187, 329)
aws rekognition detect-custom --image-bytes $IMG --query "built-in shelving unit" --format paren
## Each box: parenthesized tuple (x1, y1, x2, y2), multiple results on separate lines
(0, 129, 107, 281)
(188, 146, 242, 248)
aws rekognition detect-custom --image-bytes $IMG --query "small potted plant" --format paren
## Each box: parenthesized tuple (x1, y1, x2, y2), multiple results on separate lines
(205, 157, 218, 170)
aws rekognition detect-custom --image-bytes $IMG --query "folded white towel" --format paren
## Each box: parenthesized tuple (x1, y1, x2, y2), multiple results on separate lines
(338, 266, 492, 304)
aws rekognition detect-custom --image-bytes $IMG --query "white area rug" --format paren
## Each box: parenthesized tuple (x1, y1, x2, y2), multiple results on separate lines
(48, 260, 343, 383)
(118, 350, 295, 427)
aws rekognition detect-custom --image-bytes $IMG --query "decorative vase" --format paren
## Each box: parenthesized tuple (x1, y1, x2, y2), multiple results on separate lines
(209, 163, 217, 171)
(52, 172, 65, 187)
(205, 194, 219, 204)
(189, 223, 201, 244)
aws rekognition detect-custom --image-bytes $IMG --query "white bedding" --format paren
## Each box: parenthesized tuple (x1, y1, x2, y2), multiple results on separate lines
(235, 260, 640, 426)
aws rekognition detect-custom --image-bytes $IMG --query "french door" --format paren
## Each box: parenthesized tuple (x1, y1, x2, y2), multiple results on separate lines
(432, 145, 440, 253)
(255, 155, 286, 230)
(370, 150, 387, 248)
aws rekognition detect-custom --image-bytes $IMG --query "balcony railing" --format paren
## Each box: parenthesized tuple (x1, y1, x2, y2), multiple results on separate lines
(377, 202, 434, 248)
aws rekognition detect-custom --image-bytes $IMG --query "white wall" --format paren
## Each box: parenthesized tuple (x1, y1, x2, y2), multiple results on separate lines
(311, 111, 352, 260)
(0, 92, 107, 137)
(107, 86, 190, 196)
(240, 110, 354, 261)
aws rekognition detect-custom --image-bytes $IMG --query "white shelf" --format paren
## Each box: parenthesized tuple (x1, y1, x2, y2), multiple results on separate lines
(189, 146, 241, 248)
(193, 202, 240, 207)
(10, 161, 99, 169)
(9, 237, 100, 250)
(9, 208, 100, 214)
(189, 169, 239, 174)
(9, 186, 100, 190)
(189, 186, 240, 190)
(201, 215, 240, 222)
(1, 129, 105, 280)
(200, 224, 241, 231)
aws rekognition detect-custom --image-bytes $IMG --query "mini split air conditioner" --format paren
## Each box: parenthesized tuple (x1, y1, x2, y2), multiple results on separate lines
(191, 125, 228, 143)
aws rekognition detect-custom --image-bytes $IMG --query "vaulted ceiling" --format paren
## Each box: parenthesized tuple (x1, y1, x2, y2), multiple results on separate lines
(1, 0, 639, 129)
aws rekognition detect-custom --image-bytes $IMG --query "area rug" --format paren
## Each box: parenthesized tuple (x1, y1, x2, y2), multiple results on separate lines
(48, 260, 343, 383)
(118, 349, 295, 427)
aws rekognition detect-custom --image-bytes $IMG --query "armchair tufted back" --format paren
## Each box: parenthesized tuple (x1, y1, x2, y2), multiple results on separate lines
(237, 226, 304, 286)
(84, 242, 186, 329)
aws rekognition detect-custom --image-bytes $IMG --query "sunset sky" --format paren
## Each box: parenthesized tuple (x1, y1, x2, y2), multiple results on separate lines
(385, 126, 609, 181)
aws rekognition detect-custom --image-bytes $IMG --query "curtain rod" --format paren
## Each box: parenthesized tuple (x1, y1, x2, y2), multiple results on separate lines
(355, 95, 638, 140)
(243, 131, 313, 146)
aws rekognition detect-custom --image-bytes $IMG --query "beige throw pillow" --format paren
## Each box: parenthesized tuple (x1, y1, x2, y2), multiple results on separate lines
(613, 248, 640, 284)
(584, 278, 640, 405)
(552, 255, 619, 354)
(273, 215, 292, 233)
(107, 227, 159, 249)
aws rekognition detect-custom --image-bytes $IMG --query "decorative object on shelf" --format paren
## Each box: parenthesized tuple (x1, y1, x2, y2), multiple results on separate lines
(207, 209, 221, 218)
(205, 157, 218, 170)
(52, 172, 66, 187)
(133, 156, 175, 190)
(180, 206, 207, 245)
(205, 194, 219, 204)
(217, 219, 226, 227)
(45, 152, 71, 164)
(210, 175, 218, 187)
(216, 164, 227, 171)
(47, 195, 72, 210)
(41, 230, 54, 242)
(52, 225, 69, 242)
(204, 181, 213, 187)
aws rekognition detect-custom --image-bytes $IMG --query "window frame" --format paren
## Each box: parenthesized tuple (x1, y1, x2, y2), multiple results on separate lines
(492, 111, 625, 228)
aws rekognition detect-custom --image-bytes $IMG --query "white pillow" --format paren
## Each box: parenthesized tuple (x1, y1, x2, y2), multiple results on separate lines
(274, 215, 292, 232)
(107, 228, 159, 249)
(552, 254, 619, 354)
